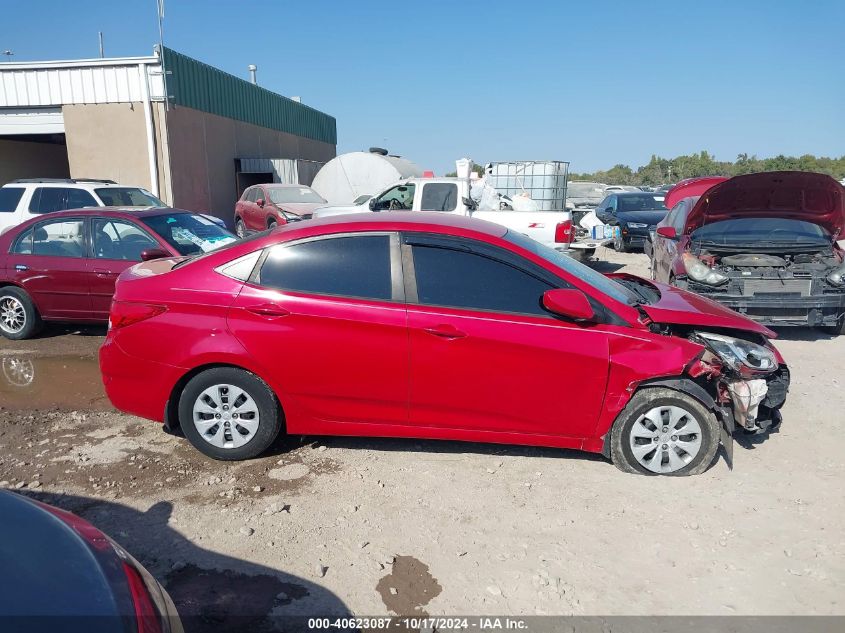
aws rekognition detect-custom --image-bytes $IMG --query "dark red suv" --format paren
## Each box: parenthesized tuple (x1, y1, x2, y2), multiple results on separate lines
(234, 184, 327, 237)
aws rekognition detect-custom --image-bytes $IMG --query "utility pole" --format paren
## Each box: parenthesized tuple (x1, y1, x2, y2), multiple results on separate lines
(98, 32, 104, 58)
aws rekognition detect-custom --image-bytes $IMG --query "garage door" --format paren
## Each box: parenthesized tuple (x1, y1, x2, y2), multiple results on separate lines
(0, 107, 64, 135)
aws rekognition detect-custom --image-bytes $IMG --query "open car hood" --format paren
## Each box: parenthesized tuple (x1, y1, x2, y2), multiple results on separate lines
(613, 275, 776, 338)
(683, 171, 845, 238)
(664, 177, 728, 210)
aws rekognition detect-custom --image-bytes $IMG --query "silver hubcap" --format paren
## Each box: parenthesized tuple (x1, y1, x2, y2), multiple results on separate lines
(192, 384, 260, 449)
(236, 222, 245, 238)
(0, 296, 26, 334)
(629, 405, 702, 473)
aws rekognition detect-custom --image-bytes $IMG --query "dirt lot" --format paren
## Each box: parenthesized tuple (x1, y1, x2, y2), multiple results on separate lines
(1, 246, 843, 630)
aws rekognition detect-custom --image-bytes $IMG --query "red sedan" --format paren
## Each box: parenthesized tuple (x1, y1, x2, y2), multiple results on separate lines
(0, 208, 236, 340)
(100, 213, 790, 476)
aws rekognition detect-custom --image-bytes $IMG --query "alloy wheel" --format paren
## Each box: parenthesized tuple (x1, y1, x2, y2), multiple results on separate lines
(192, 383, 260, 449)
(629, 405, 702, 473)
(236, 221, 245, 238)
(0, 296, 26, 334)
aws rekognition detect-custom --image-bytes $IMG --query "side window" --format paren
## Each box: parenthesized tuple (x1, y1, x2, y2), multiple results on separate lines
(0, 187, 25, 213)
(606, 196, 618, 212)
(670, 201, 687, 231)
(31, 219, 85, 258)
(93, 218, 158, 261)
(29, 188, 97, 214)
(420, 183, 458, 211)
(373, 184, 415, 210)
(257, 235, 393, 301)
(410, 244, 554, 316)
(254, 188, 265, 204)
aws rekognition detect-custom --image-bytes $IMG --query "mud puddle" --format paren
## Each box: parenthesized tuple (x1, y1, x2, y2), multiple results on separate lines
(0, 353, 109, 411)
(376, 555, 442, 615)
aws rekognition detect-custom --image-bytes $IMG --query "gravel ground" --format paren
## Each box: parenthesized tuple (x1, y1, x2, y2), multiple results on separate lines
(1, 246, 843, 630)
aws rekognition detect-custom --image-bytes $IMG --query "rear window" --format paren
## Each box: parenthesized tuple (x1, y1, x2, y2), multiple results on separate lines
(0, 187, 25, 213)
(420, 183, 458, 211)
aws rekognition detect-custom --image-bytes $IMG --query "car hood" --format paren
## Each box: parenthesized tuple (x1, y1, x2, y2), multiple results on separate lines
(683, 171, 845, 238)
(616, 210, 667, 224)
(613, 275, 776, 338)
(664, 177, 728, 210)
(273, 201, 327, 216)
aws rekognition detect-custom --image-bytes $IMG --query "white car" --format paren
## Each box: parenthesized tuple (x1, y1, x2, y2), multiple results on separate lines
(0, 179, 166, 234)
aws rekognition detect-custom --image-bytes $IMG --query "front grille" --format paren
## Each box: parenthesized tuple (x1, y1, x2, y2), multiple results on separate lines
(742, 279, 811, 297)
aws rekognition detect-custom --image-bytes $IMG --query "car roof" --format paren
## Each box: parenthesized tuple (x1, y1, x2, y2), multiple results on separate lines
(612, 191, 662, 197)
(256, 183, 316, 189)
(294, 211, 509, 238)
(19, 206, 192, 219)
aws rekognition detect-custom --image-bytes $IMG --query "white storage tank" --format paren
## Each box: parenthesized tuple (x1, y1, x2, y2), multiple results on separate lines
(310, 149, 424, 204)
(485, 160, 570, 211)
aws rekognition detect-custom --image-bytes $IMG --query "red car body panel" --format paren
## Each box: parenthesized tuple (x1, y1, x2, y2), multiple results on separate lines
(100, 212, 784, 455)
(682, 171, 845, 237)
(0, 208, 202, 324)
(663, 176, 728, 211)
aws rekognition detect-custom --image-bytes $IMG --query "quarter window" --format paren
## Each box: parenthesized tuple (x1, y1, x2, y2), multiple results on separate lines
(410, 243, 554, 316)
(257, 235, 393, 301)
(420, 183, 458, 211)
(0, 187, 25, 213)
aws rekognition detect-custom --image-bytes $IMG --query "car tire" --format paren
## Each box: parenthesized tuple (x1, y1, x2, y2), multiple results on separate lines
(614, 233, 628, 253)
(0, 286, 43, 340)
(610, 387, 720, 476)
(235, 217, 246, 238)
(178, 367, 283, 461)
(822, 316, 845, 336)
(267, 219, 278, 230)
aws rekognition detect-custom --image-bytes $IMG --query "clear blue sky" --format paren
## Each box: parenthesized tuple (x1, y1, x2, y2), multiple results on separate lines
(3, 0, 843, 175)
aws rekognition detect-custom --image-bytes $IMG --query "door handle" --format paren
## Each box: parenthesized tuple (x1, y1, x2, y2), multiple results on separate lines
(423, 324, 466, 339)
(93, 268, 112, 277)
(14, 264, 28, 272)
(244, 304, 290, 318)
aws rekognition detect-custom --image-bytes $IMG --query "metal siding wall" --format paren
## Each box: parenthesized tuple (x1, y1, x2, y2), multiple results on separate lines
(0, 64, 149, 106)
(161, 47, 337, 145)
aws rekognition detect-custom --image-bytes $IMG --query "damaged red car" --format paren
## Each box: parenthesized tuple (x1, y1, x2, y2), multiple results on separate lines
(651, 171, 845, 333)
(100, 213, 789, 476)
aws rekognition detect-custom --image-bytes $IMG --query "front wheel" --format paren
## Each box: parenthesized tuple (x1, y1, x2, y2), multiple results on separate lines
(0, 287, 42, 340)
(178, 367, 282, 460)
(610, 387, 720, 476)
(235, 217, 246, 238)
(613, 233, 629, 253)
(267, 219, 278, 230)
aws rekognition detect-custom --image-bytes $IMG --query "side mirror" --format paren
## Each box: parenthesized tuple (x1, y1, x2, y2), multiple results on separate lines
(542, 289, 594, 322)
(140, 248, 170, 262)
(256, 198, 265, 208)
(368, 198, 377, 211)
(656, 226, 677, 239)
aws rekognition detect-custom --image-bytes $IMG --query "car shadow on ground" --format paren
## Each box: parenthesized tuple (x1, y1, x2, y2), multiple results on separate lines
(277, 434, 609, 466)
(23, 491, 350, 633)
(35, 324, 108, 339)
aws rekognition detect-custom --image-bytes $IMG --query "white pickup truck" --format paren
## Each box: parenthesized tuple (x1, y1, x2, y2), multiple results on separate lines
(312, 177, 605, 258)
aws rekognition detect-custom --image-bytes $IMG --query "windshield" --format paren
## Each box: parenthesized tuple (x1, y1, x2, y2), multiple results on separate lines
(503, 230, 640, 305)
(617, 194, 667, 212)
(567, 183, 606, 202)
(95, 187, 166, 207)
(141, 213, 237, 255)
(691, 218, 830, 247)
(268, 187, 326, 204)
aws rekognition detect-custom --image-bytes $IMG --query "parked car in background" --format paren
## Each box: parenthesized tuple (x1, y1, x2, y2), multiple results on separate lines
(0, 207, 236, 339)
(234, 184, 327, 236)
(0, 490, 182, 630)
(595, 191, 669, 252)
(604, 185, 641, 193)
(565, 181, 608, 222)
(0, 178, 168, 235)
(311, 176, 604, 257)
(101, 212, 789, 476)
(651, 171, 845, 333)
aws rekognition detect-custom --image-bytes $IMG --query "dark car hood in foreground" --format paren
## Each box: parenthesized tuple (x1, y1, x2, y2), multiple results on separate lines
(611, 274, 776, 338)
(616, 209, 667, 225)
(0, 491, 122, 619)
(683, 171, 845, 238)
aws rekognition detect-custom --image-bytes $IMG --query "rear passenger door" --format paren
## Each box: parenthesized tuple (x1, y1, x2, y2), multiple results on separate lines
(7, 217, 92, 319)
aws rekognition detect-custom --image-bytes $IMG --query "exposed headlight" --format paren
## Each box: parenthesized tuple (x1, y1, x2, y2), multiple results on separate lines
(827, 262, 845, 286)
(682, 252, 728, 286)
(693, 331, 777, 376)
(627, 222, 647, 228)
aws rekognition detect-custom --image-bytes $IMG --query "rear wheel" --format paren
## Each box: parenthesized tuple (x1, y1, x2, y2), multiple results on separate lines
(178, 367, 282, 460)
(0, 287, 42, 340)
(610, 387, 720, 476)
